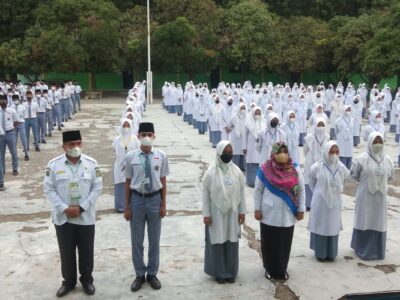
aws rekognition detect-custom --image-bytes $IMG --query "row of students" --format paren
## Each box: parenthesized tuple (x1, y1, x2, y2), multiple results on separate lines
(0, 80, 83, 191)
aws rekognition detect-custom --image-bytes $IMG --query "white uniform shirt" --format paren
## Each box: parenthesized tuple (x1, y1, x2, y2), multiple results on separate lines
(23, 101, 39, 119)
(43, 154, 103, 226)
(125, 148, 170, 193)
(1, 107, 17, 131)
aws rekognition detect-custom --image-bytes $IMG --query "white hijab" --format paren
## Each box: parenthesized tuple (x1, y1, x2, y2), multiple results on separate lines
(319, 141, 349, 208)
(245, 106, 264, 139)
(203, 140, 243, 214)
(357, 132, 393, 194)
(232, 104, 247, 138)
(305, 118, 329, 162)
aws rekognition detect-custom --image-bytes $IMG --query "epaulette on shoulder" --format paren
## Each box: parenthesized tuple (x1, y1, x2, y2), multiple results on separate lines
(48, 154, 65, 165)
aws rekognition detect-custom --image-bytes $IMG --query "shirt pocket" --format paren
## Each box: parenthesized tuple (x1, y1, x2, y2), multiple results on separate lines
(55, 173, 68, 191)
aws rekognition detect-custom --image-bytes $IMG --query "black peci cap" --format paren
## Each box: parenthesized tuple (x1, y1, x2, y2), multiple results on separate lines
(62, 130, 82, 143)
(138, 122, 155, 133)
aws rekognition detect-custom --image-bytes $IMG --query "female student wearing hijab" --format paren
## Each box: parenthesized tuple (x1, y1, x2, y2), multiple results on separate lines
(229, 104, 247, 171)
(364, 111, 385, 142)
(112, 119, 140, 212)
(303, 119, 330, 210)
(297, 94, 308, 146)
(202, 140, 246, 284)
(256, 112, 286, 164)
(351, 95, 363, 146)
(334, 105, 354, 170)
(280, 111, 300, 165)
(243, 106, 264, 187)
(308, 141, 349, 262)
(350, 132, 394, 260)
(208, 96, 223, 148)
(254, 142, 305, 281)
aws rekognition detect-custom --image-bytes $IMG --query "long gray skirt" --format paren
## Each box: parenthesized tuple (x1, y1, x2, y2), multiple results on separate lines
(246, 163, 258, 187)
(351, 229, 386, 260)
(114, 182, 125, 213)
(204, 226, 239, 279)
(232, 155, 246, 172)
(310, 233, 339, 259)
(353, 136, 360, 146)
(330, 128, 336, 140)
(210, 131, 222, 147)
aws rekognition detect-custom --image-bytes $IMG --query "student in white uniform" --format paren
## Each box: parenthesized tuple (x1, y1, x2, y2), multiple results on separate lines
(221, 97, 234, 141)
(297, 94, 308, 146)
(11, 95, 29, 161)
(229, 104, 247, 171)
(202, 140, 246, 284)
(308, 141, 349, 262)
(112, 118, 140, 213)
(23, 91, 40, 152)
(329, 94, 344, 139)
(334, 105, 354, 170)
(243, 106, 264, 187)
(364, 111, 385, 142)
(208, 97, 223, 148)
(303, 119, 330, 210)
(280, 111, 300, 165)
(350, 132, 394, 260)
(351, 95, 363, 146)
(256, 112, 286, 164)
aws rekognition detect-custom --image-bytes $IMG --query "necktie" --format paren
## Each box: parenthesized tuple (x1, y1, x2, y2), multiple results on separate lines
(144, 154, 152, 193)
(28, 104, 32, 118)
(1, 110, 6, 132)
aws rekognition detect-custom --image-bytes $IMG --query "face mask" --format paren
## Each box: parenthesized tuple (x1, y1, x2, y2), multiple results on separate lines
(215, 100, 220, 104)
(122, 127, 130, 135)
(316, 127, 325, 134)
(371, 143, 383, 154)
(354, 100, 359, 104)
(140, 136, 154, 147)
(254, 115, 261, 120)
(43, 93, 48, 97)
(275, 153, 289, 164)
(227, 101, 233, 106)
(67, 146, 82, 158)
(345, 111, 351, 116)
(328, 154, 339, 164)
(270, 120, 279, 128)
(289, 118, 295, 123)
(220, 152, 233, 164)
(375, 117, 381, 122)
(13, 100, 19, 106)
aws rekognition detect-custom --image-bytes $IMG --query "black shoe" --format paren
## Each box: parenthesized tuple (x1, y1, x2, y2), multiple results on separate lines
(216, 278, 226, 284)
(49, 133, 53, 137)
(35, 147, 40, 152)
(317, 257, 326, 262)
(41, 140, 47, 144)
(326, 257, 335, 262)
(226, 278, 235, 284)
(147, 275, 161, 290)
(56, 285, 75, 297)
(83, 283, 95, 295)
(24, 156, 29, 161)
(58, 127, 62, 131)
(0, 184, 4, 191)
(61, 124, 65, 127)
(12, 170, 18, 176)
(45, 133, 48, 137)
(131, 276, 145, 292)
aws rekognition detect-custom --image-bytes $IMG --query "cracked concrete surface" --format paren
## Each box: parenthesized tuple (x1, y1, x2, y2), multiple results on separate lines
(1, 98, 400, 300)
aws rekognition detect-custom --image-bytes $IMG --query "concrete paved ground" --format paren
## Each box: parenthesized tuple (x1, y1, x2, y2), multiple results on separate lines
(1, 98, 400, 300)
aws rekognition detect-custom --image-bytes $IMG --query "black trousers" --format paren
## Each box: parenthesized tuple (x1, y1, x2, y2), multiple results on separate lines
(55, 223, 95, 287)
(260, 223, 294, 279)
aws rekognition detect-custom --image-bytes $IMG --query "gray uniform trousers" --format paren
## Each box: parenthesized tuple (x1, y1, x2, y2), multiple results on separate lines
(130, 193, 162, 277)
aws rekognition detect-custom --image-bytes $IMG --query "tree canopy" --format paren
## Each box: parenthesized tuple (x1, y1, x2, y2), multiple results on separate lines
(0, 0, 399, 85)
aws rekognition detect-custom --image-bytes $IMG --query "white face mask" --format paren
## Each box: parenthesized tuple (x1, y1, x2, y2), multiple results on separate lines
(328, 154, 339, 164)
(13, 100, 19, 106)
(140, 136, 154, 147)
(375, 117, 382, 122)
(122, 127, 131, 135)
(316, 127, 325, 134)
(66, 146, 82, 158)
(254, 115, 261, 120)
(289, 118, 295, 123)
(345, 111, 351, 116)
(371, 143, 383, 154)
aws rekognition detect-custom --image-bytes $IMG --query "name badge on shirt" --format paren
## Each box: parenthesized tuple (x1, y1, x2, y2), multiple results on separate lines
(69, 181, 81, 207)
(375, 166, 384, 176)
(223, 177, 233, 186)
(329, 179, 339, 188)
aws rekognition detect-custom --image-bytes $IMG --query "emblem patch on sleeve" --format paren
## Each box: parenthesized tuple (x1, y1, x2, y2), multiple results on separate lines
(95, 167, 101, 177)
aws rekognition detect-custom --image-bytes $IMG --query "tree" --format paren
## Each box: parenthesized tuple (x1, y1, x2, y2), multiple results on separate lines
(151, 17, 216, 78)
(269, 16, 331, 83)
(332, 14, 378, 84)
(221, 0, 275, 76)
